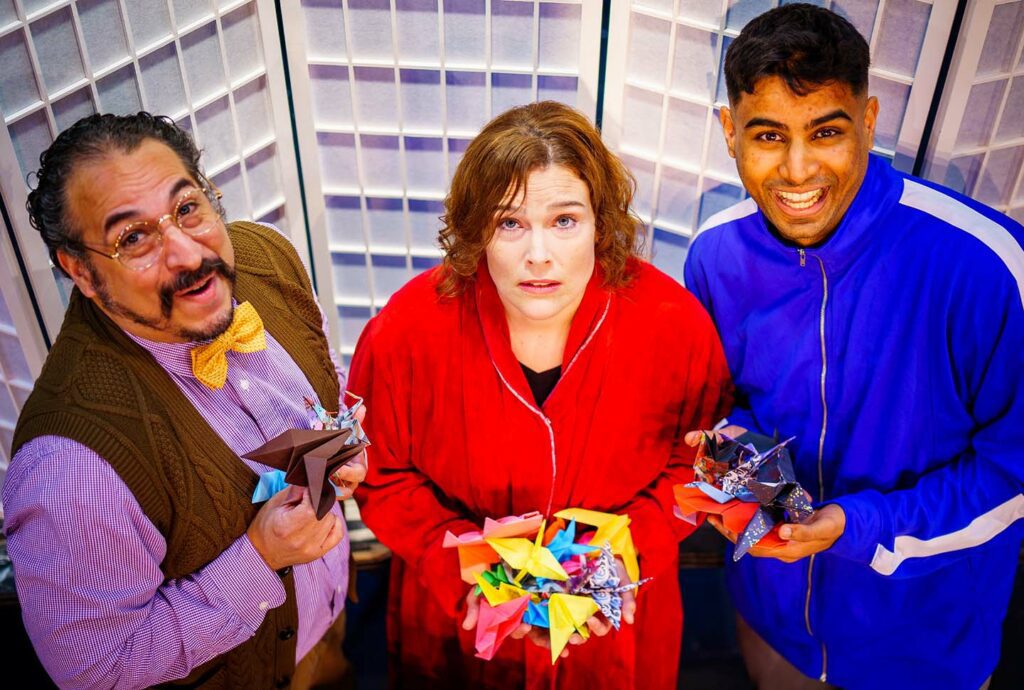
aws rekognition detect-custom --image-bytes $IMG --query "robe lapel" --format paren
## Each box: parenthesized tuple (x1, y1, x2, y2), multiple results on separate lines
(473, 262, 610, 409)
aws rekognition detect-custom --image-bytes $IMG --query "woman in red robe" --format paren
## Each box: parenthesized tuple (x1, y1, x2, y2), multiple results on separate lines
(348, 101, 731, 689)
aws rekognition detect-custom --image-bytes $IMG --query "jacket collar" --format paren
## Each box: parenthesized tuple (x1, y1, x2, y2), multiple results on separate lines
(753, 153, 904, 277)
(474, 260, 611, 407)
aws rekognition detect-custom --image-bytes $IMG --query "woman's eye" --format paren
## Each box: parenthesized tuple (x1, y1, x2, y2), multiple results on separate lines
(498, 218, 521, 231)
(178, 201, 198, 216)
(554, 215, 577, 229)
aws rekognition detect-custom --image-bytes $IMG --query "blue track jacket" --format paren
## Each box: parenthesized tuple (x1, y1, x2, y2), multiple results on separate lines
(684, 154, 1024, 689)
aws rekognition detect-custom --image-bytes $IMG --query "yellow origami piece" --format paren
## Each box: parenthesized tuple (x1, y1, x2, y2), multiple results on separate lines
(474, 571, 530, 607)
(486, 520, 569, 583)
(554, 508, 639, 583)
(548, 593, 599, 664)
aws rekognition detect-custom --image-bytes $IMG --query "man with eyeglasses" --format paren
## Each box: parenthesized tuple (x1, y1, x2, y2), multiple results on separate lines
(3, 112, 364, 689)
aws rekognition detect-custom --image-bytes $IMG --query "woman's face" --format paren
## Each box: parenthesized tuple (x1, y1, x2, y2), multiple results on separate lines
(485, 165, 597, 331)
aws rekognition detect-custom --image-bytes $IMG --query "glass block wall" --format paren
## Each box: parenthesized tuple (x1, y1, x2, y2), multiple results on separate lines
(0, 0, 299, 230)
(601, 0, 956, 284)
(924, 0, 1024, 225)
(0, 0, 304, 462)
(0, 285, 33, 472)
(284, 0, 601, 361)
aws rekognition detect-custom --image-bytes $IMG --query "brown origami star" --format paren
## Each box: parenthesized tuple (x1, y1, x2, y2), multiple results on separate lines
(244, 428, 366, 519)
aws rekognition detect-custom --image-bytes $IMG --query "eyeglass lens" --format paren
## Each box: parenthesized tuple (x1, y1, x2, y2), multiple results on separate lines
(115, 190, 217, 268)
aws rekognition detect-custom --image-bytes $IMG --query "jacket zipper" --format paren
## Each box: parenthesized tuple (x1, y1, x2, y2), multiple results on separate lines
(799, 248, 829, 682)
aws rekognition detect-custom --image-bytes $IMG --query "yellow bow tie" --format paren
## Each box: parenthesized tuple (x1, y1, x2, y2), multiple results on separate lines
(190, 301, 267, 390)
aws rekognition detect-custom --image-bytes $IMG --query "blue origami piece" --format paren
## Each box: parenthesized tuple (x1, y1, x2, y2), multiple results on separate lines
(306, 395, 370, 446)
(691, 482, 734, 504)
(523, 600, 550, 628)
(251, 468, 345, 505)
(252, 469, 288, 503)
(545, 519, 599, 562)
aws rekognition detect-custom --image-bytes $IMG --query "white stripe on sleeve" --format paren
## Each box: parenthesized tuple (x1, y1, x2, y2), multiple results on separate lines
(870, 494, 1024, 575)
(899, 179, 1024, 308)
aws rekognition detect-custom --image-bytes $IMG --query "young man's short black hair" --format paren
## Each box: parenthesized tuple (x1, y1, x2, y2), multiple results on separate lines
(724, 3, 870, 104)
(26, 111, 218, 276)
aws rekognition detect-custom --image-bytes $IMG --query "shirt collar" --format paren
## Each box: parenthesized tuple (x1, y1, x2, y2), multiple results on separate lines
(125, 332, 200, 378)
(124, 299, 240, 380)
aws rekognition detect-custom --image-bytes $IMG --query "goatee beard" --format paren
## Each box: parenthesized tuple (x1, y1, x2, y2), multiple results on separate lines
(91, 257, 238, 342)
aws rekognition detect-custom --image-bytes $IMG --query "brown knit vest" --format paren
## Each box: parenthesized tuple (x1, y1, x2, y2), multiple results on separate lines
(13, 221, 340, 689)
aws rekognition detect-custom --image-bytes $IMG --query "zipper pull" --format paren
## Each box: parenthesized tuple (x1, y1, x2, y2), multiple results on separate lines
(799, 248, 806, 267)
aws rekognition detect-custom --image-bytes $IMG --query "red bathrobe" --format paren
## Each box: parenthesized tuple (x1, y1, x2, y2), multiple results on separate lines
(349, 260, 731, 689)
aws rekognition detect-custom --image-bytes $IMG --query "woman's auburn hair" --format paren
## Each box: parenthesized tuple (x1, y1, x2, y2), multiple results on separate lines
(437, 101, 645, 297)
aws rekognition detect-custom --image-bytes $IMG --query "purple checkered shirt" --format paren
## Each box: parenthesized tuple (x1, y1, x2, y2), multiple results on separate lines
(3, 296, 350, 689)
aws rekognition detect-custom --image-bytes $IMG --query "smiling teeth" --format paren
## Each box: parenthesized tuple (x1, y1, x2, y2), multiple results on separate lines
(776, 189, 824, 209)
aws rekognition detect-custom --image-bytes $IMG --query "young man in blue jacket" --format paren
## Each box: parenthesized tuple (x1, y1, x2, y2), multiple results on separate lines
(683, 5, 1024, 689)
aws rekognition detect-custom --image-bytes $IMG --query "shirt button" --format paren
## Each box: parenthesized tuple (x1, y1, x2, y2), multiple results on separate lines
(258, 601, 269, 611)
(239, 379, 250, 391)
(336, 585, 343, 593)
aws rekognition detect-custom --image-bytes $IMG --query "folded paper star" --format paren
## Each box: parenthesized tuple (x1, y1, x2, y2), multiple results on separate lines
(554, 508, 639, 583)
(487, 520, 569, 582)
(444, 511, 545, 584)
(445, 507, 652, 663)
(548, 593, 599, 663)
(244, 427, 366, 520)
(475, 596, 531, 660)
(674, 432, 813, 560)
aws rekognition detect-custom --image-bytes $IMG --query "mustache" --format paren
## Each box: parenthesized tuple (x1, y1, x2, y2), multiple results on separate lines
(159, 257, 236, 318)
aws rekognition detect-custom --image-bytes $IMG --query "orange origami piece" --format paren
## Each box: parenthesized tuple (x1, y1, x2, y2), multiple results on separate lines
(443, 511, 545, 584)
(673, 485, 788, 550)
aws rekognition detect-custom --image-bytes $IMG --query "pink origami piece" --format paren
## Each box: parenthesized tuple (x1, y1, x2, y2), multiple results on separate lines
(443, 511, 545, 584)
(474, 595, 531, 660)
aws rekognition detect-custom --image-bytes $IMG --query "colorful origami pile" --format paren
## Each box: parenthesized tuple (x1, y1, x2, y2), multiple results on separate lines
(674, 432, 814, 560)
(443, 508, 651, 663)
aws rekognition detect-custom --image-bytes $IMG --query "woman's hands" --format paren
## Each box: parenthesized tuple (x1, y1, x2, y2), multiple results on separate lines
(460, 558, 636, 658)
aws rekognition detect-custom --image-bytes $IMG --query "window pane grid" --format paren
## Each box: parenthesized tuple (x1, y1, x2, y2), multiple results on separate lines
(966, 4, 1024, 214)
(604, 0, 949, 283)
(0, 285, 35, 468)
(927, 1, 1024, 216)
(2, 0, 288, 225)
(288, 0, 596, 356)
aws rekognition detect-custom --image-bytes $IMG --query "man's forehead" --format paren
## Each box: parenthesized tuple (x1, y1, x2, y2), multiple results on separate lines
(67, 139, 197, 235)
(732, 78, 862, 120)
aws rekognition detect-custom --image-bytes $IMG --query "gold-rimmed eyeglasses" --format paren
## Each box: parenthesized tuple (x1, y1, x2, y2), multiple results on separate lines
(77, 184, 223, 271)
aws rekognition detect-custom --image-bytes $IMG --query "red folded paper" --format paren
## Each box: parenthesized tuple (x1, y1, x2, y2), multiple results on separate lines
(673, 485, 788, 550)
